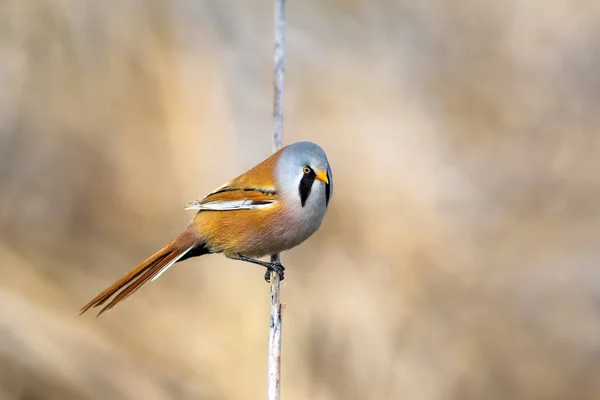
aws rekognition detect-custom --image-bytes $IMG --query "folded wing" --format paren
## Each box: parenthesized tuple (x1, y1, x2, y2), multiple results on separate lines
(184, 184, 278, 211)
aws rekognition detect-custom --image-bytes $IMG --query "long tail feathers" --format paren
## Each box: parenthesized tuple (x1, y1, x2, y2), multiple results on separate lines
(79, 231, 205, 317)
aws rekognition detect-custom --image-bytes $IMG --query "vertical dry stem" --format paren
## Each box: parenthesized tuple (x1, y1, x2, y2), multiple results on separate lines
(268, 0, 286, 399)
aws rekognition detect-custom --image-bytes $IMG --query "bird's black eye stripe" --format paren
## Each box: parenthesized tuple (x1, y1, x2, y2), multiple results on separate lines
(299, 168, 316, 207)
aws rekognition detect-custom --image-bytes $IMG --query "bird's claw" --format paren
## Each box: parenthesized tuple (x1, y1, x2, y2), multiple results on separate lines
(264, 263, 285, 283)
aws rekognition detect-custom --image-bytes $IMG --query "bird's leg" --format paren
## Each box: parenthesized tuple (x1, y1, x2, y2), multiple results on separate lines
(228, 255, 285, 282)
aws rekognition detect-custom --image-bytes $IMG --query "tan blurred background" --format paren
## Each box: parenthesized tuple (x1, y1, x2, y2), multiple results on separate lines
(1, 1, 600, 399)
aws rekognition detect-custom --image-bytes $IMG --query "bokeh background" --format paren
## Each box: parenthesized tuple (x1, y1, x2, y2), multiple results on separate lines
(1, 1, 600, 399)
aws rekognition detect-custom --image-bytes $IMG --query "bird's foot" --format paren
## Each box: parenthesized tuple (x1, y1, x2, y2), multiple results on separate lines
(228, 254, 286, 282)
(264, 263, 285, 282)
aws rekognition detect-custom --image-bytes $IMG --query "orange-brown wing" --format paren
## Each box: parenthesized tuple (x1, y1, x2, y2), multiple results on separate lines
(220, 147, 282, 191)
(184, 148, 283, 211)
(184, 186, 279, 211)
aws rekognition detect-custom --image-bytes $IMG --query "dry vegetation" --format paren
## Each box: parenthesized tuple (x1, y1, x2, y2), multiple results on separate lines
(1, 1, 600, 399)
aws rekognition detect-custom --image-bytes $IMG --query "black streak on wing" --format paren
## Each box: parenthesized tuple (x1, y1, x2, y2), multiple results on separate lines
(325, 182, 331, 206)
(299, 170, 316, 207)
(209, 187, 278, 196)
(201, 187, 278, 205)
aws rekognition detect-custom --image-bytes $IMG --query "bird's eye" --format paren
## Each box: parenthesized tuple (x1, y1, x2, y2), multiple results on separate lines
(303, 167, 311, 174)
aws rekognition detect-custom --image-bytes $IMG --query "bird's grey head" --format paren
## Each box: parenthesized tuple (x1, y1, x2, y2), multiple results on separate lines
(275, 141, 333, 209)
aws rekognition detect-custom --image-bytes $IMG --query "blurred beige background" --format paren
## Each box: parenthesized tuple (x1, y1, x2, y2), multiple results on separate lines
(1, 1, 600, 399)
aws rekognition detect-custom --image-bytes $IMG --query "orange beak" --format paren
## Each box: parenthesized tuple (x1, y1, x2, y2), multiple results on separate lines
(315, 170, 329, 184)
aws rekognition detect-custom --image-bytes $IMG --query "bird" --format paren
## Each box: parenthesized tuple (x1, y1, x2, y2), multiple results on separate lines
(79, 141, 333, 317)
